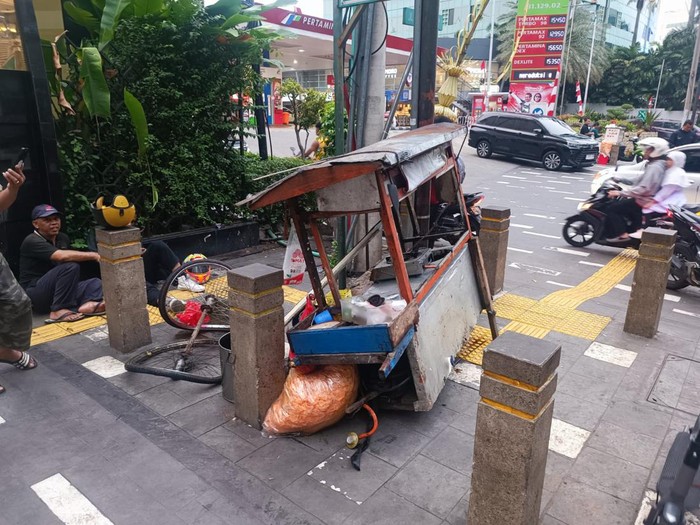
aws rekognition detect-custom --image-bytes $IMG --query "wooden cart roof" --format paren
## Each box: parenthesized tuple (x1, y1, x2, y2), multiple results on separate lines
(238, 123, 465, 210)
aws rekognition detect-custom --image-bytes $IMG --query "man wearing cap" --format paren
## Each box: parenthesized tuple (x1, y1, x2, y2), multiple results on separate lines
(19, 205, 104, 323)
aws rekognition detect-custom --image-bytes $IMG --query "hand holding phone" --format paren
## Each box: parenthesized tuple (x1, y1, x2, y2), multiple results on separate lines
(11, 147, 29, 170)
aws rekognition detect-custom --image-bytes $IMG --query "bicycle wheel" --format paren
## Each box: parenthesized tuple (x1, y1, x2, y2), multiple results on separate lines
(125, 339, 223, 384)
(159, 259, 232, 331)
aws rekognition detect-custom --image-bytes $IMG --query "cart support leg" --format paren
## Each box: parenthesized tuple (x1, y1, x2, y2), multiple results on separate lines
(228, 264, 286, 429)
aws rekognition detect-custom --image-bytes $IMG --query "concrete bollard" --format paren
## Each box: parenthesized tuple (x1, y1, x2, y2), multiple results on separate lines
(624, 227, 677, 338)
(96, 226, 152, 353)
(468, 331, 560, 525)
(228, 263, 286, 429)
(478, 206, 510, 294)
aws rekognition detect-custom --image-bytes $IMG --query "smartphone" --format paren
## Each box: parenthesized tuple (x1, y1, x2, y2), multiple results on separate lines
(11, 147, 29, 169)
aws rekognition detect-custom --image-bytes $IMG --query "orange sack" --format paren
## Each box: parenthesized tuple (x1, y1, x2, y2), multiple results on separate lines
(263, 364, 359, 435)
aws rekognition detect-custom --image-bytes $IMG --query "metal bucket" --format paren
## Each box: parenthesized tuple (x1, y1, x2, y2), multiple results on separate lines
(218, 333, 234, 403)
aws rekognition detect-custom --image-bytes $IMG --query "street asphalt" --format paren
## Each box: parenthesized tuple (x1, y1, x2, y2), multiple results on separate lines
(2, 129, 700, 524)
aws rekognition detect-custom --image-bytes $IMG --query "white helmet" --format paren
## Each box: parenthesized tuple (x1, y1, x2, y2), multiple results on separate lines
(638, 137, 670, 158)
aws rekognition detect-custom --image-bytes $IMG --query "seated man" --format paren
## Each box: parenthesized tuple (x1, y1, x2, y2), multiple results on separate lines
(141, 240, 203, 308)
(20, 205, 104, 323)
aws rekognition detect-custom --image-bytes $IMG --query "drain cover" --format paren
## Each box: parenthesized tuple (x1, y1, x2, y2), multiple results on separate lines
(648, 355, 700, 416)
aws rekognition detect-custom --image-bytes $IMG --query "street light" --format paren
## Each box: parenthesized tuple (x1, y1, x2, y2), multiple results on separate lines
(582, 0, 601, 115)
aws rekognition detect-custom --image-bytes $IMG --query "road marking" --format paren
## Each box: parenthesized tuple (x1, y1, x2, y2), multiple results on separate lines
(546, 281, 574, 288)
(0, 415, 5, 425)
(449, 362, 482, 387)
(521, 170, 541, 175)
(522, 231, 560, 239)
(509, 262, 561, 276)
(614, 284, 680, 302)
(496, 181, 510, 184)
(674, 309, 700, 318)
(503, 175, 526, 180)
(584, 342, 637, 368)
(511, 223, 534, 229)
(507, 247, 534, 254)
(523, 179, 542, 183)
(509, 185, 526, 189)
(543, 186, 555, 189)
(560, 175, 584, 180)
(32, 473, 113, 525)
(564, 197, 586, 202)
(549, 180, 571, 185)
(524, 213, 556, 219)
(549, 418, 590, 459)
(579, 261, 604, 267)
(81, 356, 126, 378)
(543, 246, 590, 257)
(548, 190, 575, 195)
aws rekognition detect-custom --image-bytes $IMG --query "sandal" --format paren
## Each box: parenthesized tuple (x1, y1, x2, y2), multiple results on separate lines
(0, 351, 38, 370)
(45, 311, 84, 324)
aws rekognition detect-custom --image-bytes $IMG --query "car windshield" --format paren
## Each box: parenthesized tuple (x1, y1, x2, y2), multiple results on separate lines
(540, 118, 578, 136)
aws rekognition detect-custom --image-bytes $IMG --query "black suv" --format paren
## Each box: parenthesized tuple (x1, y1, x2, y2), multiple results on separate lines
(468, 112, 599, 171)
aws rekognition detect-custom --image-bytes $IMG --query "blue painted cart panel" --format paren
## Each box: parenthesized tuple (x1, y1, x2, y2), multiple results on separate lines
(289, 324, 397, 355)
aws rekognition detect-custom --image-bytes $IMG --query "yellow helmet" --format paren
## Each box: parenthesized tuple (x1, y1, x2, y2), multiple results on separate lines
(91, 194, 136, 229)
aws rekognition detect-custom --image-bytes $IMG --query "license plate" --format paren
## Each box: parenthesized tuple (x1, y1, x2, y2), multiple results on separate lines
(585, 154, 595, 160)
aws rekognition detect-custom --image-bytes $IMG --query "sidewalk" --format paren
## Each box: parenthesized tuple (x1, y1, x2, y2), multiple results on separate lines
(1, 244, 699, 524)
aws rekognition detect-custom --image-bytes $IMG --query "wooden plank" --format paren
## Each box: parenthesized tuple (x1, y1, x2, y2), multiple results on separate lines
(293, 353, 386, 366)
(379, 327, 415, 379)
(250, 162, 382, 210)
(309, 220, 342, 308)
(376, 171, 414, 303)
(288, 202, 327, 309)
(388, 301, 419, 347)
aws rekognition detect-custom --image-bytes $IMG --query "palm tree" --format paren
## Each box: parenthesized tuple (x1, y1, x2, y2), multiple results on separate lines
(629, 0, 659, 46)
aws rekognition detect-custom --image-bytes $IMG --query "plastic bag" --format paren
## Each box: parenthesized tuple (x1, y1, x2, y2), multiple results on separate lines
(176, 301, 211, 327)
(263, 365, 359, 435)
(283, 228, 305, 285)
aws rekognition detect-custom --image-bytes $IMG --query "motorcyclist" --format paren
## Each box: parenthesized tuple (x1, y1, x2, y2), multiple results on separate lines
(605, 137, 670, 242)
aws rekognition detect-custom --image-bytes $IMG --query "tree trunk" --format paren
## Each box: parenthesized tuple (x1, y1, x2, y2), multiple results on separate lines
(691, 0, 699, 29)
(631, 0, 644, 46)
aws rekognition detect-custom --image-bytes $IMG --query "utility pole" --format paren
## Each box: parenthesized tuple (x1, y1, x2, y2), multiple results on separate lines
(685, 14, 700, 122)
(582, 2, 599, 114)
(411, 0, 439, 128)
(486, 0, 496, 95)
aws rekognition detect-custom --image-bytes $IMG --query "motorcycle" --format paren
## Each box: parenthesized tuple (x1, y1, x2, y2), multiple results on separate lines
(432, 192, 485, 244)
(562, 180, 648, 249)
(617, 136, 644, 164)
(644, 415, 700, 524)
(660, 205, 700, 290)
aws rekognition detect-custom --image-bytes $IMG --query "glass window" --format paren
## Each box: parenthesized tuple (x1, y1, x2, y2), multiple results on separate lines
(498, 117, 521, 130)
(513, 119, 539, 133)
(684, 151, 700, 174)
(0, 0, 26, 71)
(541, 117, 577, 136)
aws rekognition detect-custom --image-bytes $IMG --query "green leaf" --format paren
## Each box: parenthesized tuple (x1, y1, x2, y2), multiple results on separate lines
(79, 47, 110, 118)
(133, 0, 163, 16)
(221, 13, 264, 30)
(64, 1, 100, 33)
(205, 0, 242, 18)
(247, 0, 296, 14)
(99, 0, 132, 50)
(124, 88, 149, 157)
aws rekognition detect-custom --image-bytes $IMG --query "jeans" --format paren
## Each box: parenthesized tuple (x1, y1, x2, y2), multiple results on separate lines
(142, 241, 179, 306)
(25, 262, 103, 313)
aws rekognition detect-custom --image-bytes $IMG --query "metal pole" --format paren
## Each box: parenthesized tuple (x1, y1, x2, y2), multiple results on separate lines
(486, 0, 496, 95)
(559, 1, 577, 114)
(411, 0, 439, 128)
(582, 3, 598, 115)
(653, 58, 665, 110)
(684, 16, 700, 121)
(333, 3, 347, 287)
(355, 5, 375, 149)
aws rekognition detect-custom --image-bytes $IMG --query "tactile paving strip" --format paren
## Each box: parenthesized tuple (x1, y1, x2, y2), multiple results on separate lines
(30, 285, 309, 345)
(459, 249, 638, 365)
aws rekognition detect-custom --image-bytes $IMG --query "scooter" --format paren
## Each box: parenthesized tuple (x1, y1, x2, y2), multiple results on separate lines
(562, 180, 643, 249)
(432, 192, 485, 244)
(659, 205, 700, 290)
(617, 136, 644, 164)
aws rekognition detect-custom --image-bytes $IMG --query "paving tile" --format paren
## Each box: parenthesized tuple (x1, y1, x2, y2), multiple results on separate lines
(421, 426, 474, 476)
(199, 425, 258, 463)
(343, 487, 443, 525)
(168, 394, 236, 437)
(449, 411, 477, 436)
(387, 454, 469, 519)
(602, 400, 673, 440)
(160, 379, 222, 405)
(434, 380, 480, 415)
(281, 473, 363, 523)
(222, 417, 276, 448)
(444, 494, 469, 525)
(236, 438, 326, 490)
(293, 416, 359, 455)
(584, 341, 637, 368)
(549, 419, 590, 459)
(134, 382, 193, 416)
(366, 416, 432, 468)
(449, 363, 482, 388)
(569, 355, 629, 382)
(569, 448, 649, 504)
(553, 392, 608, 432)
(381, 403, 460, 439)
(0, 476, 65, 525)
(557, 371, 621, 405)
(543, 450, 574, 495)
(306, 449, 397, 504)
(540, 514, 567, 524)
(108, 369, 172, 395)
(588, 421, 663, 469)
(547, 480, 638, 525)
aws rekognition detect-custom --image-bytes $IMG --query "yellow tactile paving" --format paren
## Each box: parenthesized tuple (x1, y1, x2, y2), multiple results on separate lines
(30, 285, 308, 345)
(459, 249, 639, 365)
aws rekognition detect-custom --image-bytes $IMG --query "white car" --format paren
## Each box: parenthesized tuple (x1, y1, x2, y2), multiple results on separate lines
(590, 143, 700, 204)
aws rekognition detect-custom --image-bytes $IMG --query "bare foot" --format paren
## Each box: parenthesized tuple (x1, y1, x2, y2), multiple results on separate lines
(78, 301, 105, 315)
(50, 309, 83, 322)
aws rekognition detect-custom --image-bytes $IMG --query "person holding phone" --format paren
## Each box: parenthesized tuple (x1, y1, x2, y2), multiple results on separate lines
(0, 160, 38, 395)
